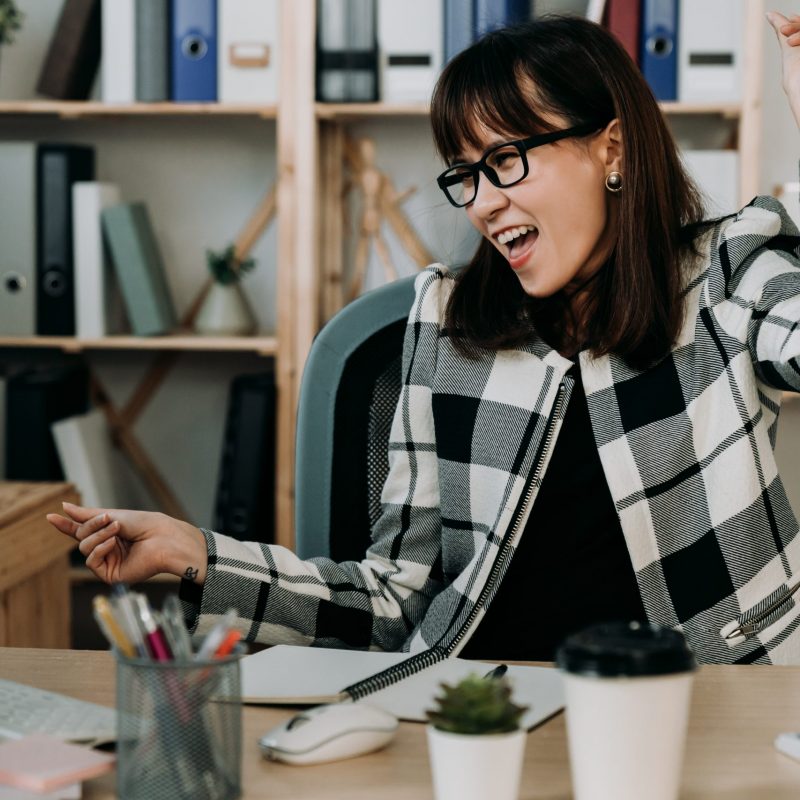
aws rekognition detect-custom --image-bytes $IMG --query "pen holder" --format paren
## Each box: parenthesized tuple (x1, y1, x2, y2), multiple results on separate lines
(115, 654, 242, 800)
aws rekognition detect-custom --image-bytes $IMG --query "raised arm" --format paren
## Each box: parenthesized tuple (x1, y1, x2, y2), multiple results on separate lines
(768, 11, 800, 129)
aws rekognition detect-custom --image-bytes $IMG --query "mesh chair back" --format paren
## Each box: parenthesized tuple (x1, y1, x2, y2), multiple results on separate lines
(295, 275, 417, 560)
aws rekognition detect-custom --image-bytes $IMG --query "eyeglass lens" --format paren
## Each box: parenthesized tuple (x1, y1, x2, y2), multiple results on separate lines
(444, 143, 526, 206)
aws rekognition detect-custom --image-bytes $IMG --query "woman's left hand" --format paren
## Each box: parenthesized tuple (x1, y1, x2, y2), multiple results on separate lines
(768, 11, 800, 129)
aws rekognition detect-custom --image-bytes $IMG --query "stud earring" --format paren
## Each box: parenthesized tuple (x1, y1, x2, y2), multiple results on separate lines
(605, 171, 623, 193)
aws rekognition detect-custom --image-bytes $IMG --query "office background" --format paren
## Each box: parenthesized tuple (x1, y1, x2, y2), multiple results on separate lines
(1, 0, 799, 576)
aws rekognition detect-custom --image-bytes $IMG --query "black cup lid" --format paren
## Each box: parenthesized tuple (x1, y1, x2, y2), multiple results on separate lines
(555, 621, 697, 678)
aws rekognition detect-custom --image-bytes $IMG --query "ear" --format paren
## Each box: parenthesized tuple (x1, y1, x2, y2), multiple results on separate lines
(597, 118, 622, 172)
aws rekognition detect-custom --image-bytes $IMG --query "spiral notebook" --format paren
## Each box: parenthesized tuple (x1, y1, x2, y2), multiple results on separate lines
(240, 645, 565, 729)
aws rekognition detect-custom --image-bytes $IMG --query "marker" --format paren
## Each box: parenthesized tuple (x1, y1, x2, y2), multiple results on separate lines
(133, 593, 173, 661)
(212, 629, 242, 659)
(162, 594, 194, 660)
(195, 609, 238, 661)
(483, 664, 508, 681)
(111, 583, 148, 658)
(93, 595, 136, 658)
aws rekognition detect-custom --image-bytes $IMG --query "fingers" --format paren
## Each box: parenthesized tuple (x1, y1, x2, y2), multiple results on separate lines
(61, 501, 114, 524)
(86, 536, 117, 582)
(77, 515, 121, 557)
(46, 513, 81, 540)
(768, 10, 793, 48)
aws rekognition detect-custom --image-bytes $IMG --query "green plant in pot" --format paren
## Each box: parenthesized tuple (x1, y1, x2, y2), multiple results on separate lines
(194, 244, 257, 336)
(426, 674, 528, 800)
(0, 0, 23, 74)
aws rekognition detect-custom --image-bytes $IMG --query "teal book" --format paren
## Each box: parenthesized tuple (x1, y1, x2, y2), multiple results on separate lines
(101, 203, 177, 336)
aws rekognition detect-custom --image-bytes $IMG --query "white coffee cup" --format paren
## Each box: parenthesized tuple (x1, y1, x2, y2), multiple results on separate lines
(555, 621, 697, 800)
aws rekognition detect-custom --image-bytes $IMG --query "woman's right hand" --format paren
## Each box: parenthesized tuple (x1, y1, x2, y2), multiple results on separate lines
(47, 503, 208, 586)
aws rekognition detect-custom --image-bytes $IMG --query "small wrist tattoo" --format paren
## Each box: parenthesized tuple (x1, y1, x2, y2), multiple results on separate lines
(184, 566, 199, 582)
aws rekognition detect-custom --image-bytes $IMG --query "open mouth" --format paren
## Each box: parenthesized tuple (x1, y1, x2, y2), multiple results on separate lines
(496, 225, 539, 268)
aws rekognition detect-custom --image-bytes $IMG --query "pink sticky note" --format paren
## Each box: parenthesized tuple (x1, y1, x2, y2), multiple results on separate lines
(0, 735, 114, 793)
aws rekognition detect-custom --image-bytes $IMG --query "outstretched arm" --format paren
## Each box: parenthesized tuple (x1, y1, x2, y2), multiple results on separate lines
(768, 11, 800, 129)
(47, 504, 207, 585)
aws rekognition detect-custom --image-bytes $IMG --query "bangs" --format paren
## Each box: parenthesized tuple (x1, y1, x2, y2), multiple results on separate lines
(431, 44, 557, 164)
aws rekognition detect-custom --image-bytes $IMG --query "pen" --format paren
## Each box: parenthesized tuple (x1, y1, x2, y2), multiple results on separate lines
(111, 583, 149, 658)
(483, 664, 508, 681)
(195, 608, 238, 661)
(212, 629, 242, 659)
(133, 593, 173, 662)
(162, 594, 194, 660)
(93, 595, 136, 658)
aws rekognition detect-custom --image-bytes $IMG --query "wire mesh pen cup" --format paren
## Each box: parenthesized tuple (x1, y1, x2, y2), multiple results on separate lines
(115, 654, 242, 800)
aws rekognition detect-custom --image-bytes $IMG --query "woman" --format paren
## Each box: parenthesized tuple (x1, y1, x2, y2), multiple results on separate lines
(50, 12, 800, 664)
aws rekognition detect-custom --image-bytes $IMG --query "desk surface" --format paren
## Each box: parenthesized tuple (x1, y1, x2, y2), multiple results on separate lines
(1, 648, 800, 799)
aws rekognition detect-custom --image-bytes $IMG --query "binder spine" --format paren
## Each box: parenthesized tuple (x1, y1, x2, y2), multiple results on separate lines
(343, 647, 448, 701)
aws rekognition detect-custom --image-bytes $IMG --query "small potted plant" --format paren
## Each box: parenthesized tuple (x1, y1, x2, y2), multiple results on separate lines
(0, 0, 23, 71)
(193, 244, 257, 336)
(426, 674, 528, 800)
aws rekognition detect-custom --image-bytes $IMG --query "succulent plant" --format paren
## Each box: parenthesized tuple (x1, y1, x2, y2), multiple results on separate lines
(206, 245, 256, 285)
(0, 1, 23, 46)
(426, 674, 527, 735)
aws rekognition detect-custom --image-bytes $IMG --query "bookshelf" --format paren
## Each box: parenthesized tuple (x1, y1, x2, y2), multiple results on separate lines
(0, 0, 766, 554)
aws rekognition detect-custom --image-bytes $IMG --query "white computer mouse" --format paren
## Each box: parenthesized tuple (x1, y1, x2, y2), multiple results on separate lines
(258, 702, 399, 765)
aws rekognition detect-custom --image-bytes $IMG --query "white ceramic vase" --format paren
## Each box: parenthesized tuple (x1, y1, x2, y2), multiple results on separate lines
(426, 725, 526, 800)
(193, 281, 256, 336)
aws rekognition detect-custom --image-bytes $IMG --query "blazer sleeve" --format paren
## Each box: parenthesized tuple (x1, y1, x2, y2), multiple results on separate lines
(182, 266, 450, 652)
(713, 196, 800, 391)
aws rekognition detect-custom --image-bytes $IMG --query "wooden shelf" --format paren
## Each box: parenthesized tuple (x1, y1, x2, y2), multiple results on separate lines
(315, 102, 431, 119)
(0, 101, 278, 119)
(315, 101, 742, 121)
(0, 334, 277, 356)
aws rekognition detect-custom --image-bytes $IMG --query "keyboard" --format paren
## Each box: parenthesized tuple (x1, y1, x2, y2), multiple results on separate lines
(0, 678, 117, 746)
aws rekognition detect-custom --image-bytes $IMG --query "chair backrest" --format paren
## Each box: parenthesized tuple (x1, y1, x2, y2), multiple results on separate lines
(294, 274, 417, 560)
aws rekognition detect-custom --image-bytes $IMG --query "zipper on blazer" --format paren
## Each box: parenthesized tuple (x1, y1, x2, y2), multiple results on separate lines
(445, 381, 569, 656)
(724, 578, 800, 639)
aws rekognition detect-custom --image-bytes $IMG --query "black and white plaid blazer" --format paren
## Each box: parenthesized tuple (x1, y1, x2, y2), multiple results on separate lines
(189, 196, 800, 665)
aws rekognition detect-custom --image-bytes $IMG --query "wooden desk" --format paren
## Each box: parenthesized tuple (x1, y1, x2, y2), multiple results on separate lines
(0, 482, 78, 647)
(1, 648, 800, 799)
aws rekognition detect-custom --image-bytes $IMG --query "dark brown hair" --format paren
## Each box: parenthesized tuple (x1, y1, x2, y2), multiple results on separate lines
(430, 16, 709, 368)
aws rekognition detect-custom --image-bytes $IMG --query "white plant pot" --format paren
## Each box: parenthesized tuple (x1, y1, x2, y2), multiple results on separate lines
(193, 282, 257, 336)
(426, 725, 526, 800)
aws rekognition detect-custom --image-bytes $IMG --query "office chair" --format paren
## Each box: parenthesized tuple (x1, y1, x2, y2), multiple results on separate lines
(294, 274, 417, 560)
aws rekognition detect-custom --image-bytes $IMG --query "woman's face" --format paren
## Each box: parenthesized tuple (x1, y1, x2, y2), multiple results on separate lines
(460, 118, 622, 301)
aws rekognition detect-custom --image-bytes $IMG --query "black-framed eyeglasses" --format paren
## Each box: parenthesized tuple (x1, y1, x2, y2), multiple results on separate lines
(436, 122, 603, 208)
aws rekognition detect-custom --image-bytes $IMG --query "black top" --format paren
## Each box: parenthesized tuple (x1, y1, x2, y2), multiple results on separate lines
(461, 368, 648, 662)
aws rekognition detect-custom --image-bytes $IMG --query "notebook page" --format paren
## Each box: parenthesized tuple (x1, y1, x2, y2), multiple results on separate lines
(359, 658, 565, 729)
(240, 645, 410, 704)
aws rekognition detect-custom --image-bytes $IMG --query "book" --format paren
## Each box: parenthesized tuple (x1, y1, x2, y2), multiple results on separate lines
(379, 0, 443, 104)
(171, 0, 219, 102)
(640, 0, 678, 102)
(0, 735, 114, 793)
(51, 409, 127, 509)
(444, 0, 474, 63)
(36, 0, 102, 100)
(678, 0, 743, 104)
(218, 0, 279, 104)
(101, 0, 136, 104)
(101, 202, 177, 337)
(6, 365, 90, 481)
(316, 0, 378, 102)
(214, 371, 276, 543)
(36, 144, 96, 336)
(473, 0, 529, 38)
(72, 181, 128, 338)
(0, 143, 36, 336)
(137, 0, 170, 102)
(240, 644, 565, 730)
(603, 0, 641, 66)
